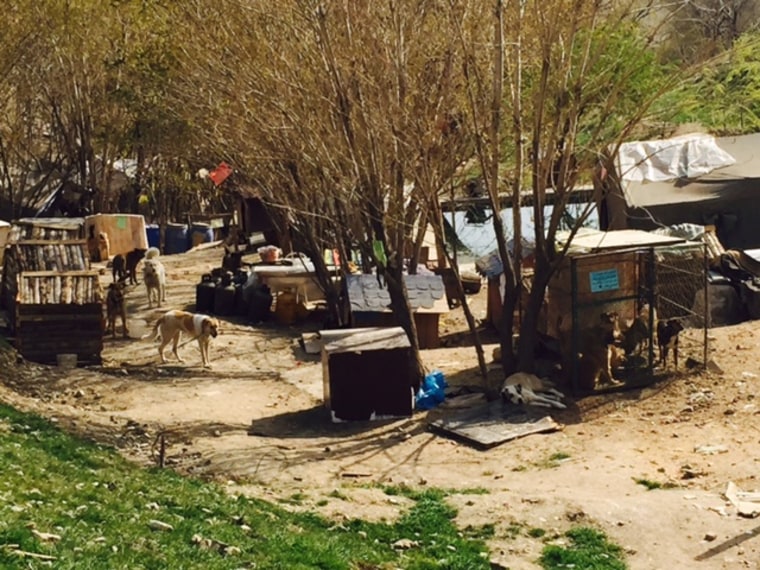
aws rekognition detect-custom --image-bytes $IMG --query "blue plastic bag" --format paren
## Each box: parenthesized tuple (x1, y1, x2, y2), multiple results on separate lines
(415, 370, 448, 410)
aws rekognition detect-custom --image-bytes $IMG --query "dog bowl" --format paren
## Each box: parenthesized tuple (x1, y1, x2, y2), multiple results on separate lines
(56, 353, 78, 370)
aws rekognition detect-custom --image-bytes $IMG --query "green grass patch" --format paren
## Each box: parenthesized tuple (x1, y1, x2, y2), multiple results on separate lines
(505, 523, 524, 539)
(327, 489, 349, 501)
(0, 403, 491, 569)
(454, 487, 489, 496)
(634, 477, 662, 490)
(535, 452, 572, 469)
(633, 477, 679, 491)
(528, 527, 546, 538)
(540, 527, 628, 570)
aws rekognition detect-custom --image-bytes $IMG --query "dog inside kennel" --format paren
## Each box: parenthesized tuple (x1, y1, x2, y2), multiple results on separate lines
(537, 232, 709, 395)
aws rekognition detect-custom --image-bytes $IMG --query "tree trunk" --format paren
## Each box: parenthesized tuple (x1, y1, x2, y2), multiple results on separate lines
(382, 258, 426, 392)
(516, 261, 552, 373)
(498, 275, 519, 375)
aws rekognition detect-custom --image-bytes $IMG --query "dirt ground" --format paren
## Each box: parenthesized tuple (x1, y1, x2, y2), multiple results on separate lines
(2, 244, 760, 569)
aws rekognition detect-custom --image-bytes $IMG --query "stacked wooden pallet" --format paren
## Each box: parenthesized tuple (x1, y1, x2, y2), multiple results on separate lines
(0, 219, 104, 365)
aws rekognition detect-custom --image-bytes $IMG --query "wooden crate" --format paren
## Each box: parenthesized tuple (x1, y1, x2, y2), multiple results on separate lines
(16, 303, 104, 365)
(1, 228, 105, 365)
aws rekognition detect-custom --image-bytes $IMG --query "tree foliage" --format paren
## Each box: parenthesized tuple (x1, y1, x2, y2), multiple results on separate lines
(663, 32, 760, 134)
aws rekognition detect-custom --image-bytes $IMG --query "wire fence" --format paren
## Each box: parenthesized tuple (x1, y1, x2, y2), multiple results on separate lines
(558, 242, 708, 394)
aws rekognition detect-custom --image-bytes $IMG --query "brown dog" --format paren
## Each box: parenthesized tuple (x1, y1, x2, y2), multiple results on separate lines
(141, 310, 219, 367)
(657, 318, 685, 368)
(577, 311, 623, 392)
(621, 303, 656, 357)
(105, 282, 128, 338)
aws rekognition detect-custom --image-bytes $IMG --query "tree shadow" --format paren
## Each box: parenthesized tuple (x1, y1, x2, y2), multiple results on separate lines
(186, 405, 437, 483)
(694, 523, 760, 561)
(247, 404, 417, 440)
(438, 326, 500, 349)
(426, 358, 690, 429)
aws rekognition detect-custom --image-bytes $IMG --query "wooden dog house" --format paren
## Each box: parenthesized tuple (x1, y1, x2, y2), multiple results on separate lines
(1, 218, 104, 365)
(345, 274, 449, 349)
(322, 327, 414, 422)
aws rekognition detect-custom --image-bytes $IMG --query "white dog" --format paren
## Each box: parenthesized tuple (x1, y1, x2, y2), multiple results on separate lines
(142, 247, 166, 308)
(141, 310, 219, 367)
(500, 372, 566, 409)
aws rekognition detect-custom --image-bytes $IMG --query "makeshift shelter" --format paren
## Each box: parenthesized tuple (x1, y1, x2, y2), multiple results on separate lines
(603, 132, 760, 250)
(0, 218, 104, 365)
(84, 213, 148, 258)
(543, 229, 708, 393)
(345, 273, 449, 349)
(231, 187, 286, 248)
(322, 327, 414, 422)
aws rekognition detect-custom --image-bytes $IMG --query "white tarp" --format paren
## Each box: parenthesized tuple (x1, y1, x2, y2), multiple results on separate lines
(616, 133, 736, 183)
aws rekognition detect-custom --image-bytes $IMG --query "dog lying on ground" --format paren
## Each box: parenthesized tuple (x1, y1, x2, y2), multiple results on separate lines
(141, 310, 219, 367)
(657, 318, 685, 368)
(141, 248, 166, 308)
(105, 281, 128, 338)
(577, 311, 624, 392)
(500, 372, 566, 409)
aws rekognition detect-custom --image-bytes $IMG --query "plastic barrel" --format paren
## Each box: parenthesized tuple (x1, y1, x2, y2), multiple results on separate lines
(165, 223, 189, 255)
(189, 223, 214, 248)
(146, 224, 160, 249)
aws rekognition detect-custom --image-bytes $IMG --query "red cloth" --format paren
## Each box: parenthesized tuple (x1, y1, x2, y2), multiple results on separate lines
(208, 162, 233, 186)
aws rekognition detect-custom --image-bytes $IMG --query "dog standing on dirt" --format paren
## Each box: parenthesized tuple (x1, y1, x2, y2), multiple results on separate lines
(112, 254, 126, 282)
(141, 247, 166, 308)
(501, 372, 566, 409)
(657, 318, 685, 369)
(105, 281, 128, 338)
(141, 309, 219, 367)
(577, 311, 624, 392)
(621, 303, 656, 357)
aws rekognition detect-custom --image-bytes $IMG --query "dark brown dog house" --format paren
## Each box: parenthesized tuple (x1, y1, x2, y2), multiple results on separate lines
(321, 327, 414, 422)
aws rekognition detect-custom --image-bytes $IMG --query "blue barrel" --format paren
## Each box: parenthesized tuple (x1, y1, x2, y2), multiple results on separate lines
(189, 223, 214, 248)
(146, 224, 160, 249)
(165, 223, 189, 255)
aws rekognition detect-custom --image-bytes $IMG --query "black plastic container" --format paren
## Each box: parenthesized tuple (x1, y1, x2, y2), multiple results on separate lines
(214, 273, 236, 316)
(248, 284, 273, 323)
(195, 273, 217, 314)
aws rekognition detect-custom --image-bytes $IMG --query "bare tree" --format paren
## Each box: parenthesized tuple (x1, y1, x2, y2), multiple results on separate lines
(174, 0, 500, 388)
(658, 0, 760, 63)
(448, 0, 689, 376)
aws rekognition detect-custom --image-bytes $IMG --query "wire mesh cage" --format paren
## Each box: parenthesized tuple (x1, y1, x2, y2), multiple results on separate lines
(544, 242, 708, 395)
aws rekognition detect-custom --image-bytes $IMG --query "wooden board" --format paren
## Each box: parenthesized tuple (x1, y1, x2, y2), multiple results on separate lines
(322, 326, 410, 354)
(428, 400, 560, 449)
(14, 302, 104, 364)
